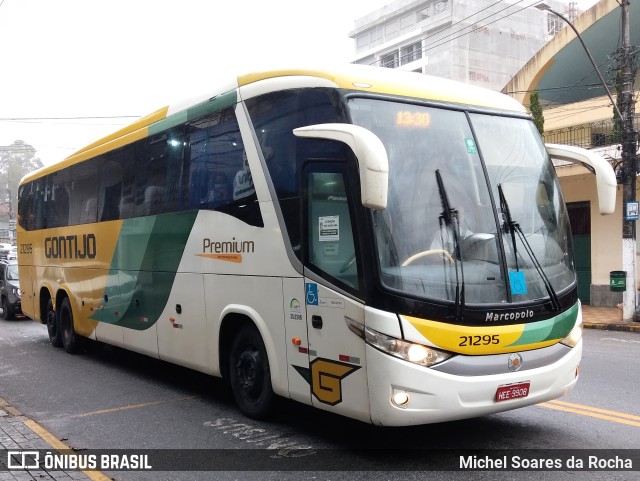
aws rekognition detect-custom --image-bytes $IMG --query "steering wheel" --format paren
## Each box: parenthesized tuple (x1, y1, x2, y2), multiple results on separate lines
(339, 255, 356, 274)
(401, 249, 454, 266)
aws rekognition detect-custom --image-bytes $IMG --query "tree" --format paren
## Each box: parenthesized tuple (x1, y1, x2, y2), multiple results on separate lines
(529, 91, 544, 135)
(0, 140, 44, 218)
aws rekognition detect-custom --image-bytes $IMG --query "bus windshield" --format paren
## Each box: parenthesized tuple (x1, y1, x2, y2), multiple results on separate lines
(348, 98, 574, 306)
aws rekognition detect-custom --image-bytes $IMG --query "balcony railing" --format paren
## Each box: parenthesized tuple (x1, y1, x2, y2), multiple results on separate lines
(543, 114, 640, 149)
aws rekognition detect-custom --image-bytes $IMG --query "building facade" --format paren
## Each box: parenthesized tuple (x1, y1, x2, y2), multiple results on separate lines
(504, 0, 640, 308)
(350, 0, 571, 92)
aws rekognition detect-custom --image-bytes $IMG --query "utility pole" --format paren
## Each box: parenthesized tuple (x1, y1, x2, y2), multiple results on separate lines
(619, 0, 637, 321)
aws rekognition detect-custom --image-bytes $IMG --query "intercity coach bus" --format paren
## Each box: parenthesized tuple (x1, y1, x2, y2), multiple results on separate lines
(17, 65, 616, 426)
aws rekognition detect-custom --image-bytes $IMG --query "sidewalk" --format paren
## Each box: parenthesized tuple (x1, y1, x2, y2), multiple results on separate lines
(581, 305, 640, 333)
(0, 398, 99, 481)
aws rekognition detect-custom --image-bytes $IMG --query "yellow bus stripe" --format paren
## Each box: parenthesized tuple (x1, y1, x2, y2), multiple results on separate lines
(22, 418, 112, 481)
(538, 401, 640, 427)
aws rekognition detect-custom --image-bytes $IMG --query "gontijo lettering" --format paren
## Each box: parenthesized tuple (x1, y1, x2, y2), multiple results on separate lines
(44, 234, 96, 259)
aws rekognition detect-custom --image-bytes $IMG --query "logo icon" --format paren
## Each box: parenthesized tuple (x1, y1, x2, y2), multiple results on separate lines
(508, 353, 524, 372)
(305, 283, 318, 306)
(7, 451, 40, 469)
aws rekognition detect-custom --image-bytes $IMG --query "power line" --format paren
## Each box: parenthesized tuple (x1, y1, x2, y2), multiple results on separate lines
(0, 115, 139, 121)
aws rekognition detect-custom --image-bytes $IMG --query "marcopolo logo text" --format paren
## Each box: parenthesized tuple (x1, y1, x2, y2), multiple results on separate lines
(485, 310, 534, 322)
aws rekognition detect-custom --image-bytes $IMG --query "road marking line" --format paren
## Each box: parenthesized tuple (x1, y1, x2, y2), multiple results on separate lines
(71, 395, 196, 418)
(601, 337, 640, 344)
(22, 418, 112, 481)
(547, 399, 640, 421)
(539, 400, 640, 428)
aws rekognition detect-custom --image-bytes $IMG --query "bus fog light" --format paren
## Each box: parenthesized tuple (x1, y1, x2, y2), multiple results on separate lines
(391, 390, 410, 407)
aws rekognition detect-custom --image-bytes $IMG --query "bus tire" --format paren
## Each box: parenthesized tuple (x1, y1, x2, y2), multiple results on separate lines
(46, 299, 62, 348)
(59, 298, 81, 354)
(229, 325, 274, 419)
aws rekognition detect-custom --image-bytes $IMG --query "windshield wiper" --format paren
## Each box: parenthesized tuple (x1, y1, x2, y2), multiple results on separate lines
(497, 184, 561, 311)
(436, 169, 465, 319)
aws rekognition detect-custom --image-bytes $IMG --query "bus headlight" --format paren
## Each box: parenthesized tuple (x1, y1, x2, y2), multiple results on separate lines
(560, 317, 582, 348)
(346, 317, 452, 367)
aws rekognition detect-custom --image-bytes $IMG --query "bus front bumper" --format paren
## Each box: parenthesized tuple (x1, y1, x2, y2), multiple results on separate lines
(366, 340, 581, 426)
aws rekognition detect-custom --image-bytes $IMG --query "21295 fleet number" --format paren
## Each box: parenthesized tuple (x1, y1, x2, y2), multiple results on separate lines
(459, 334, 500, 347)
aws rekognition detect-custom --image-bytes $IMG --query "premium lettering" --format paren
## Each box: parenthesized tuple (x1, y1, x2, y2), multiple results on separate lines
(202, 237, 255, 254)
(45, 234, 97, 259)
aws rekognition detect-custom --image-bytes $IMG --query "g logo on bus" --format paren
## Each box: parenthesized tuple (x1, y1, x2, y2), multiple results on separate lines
(294, 358, 360, 406)
(508, 353, 524, 372)
(310, 358, 360, 405)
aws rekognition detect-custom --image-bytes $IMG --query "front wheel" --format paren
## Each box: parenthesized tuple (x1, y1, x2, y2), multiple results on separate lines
(229, 325, 274, 419)
(46, 299, 62, 347)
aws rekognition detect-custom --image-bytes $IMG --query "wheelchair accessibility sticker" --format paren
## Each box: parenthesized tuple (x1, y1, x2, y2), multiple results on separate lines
(306, 283, 319, 305)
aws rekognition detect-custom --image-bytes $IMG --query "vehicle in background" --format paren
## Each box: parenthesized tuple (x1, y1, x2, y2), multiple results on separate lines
(0, 243, 11, 261)
(0, 259, 22, 319)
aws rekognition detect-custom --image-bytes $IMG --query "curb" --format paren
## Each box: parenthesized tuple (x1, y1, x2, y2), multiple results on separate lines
(583, 322, 640, 333)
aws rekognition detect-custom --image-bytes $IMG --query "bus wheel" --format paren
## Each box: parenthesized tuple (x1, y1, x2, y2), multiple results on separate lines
(59, 298, 81, 354)
(229, 325, 274, 419)
(46, 299, 62, 348)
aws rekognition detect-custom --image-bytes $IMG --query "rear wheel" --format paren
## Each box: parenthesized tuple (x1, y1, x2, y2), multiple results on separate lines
(229, 325, 274, 419)
(59, 298, 81, 354)
(46, 299, 62, 347)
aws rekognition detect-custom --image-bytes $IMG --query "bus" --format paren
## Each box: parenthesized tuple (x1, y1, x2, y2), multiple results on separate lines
(17, 65, 616, 426)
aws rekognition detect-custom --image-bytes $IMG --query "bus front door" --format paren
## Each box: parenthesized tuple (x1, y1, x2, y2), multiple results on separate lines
(302, 164, 370, 423)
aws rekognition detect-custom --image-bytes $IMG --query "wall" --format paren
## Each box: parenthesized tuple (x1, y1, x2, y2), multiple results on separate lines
(557, 165, 626, 306)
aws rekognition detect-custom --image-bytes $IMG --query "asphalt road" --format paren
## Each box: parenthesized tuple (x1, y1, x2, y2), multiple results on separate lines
(0, 316, 638, 481)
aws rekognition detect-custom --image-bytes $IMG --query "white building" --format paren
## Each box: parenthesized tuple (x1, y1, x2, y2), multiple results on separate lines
(350, 0, 576, 92)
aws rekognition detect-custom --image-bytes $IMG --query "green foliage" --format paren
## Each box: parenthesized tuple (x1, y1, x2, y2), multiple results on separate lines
(0, 140, 44, 217)
(529, 91, 544, 135)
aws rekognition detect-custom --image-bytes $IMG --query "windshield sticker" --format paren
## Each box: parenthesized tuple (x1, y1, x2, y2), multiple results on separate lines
(509, 271, 528, 295)
(319, 216, 339, 242)
(323, 243, 339, 256)
(464, 138, 478, 154)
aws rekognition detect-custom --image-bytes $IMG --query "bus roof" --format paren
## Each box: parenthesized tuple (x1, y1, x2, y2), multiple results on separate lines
(22, 65, 526, 183)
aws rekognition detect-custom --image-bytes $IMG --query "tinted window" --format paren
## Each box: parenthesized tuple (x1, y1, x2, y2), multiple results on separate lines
(48, 169, 70, 228)
(20, 106, 263, 229)
(69, 158, 99, 225)
(186, 108, 262, 226)
(99, 146, 135, 221)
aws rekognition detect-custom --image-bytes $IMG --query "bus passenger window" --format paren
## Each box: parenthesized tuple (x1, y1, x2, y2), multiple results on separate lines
(186, 108, 243, 211)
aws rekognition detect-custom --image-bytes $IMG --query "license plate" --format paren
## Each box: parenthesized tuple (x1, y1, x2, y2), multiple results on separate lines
(495, 381, 530, 402)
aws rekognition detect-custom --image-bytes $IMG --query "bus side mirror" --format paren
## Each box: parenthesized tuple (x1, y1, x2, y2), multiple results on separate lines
(293, 123, 389, 210)
(545, 143, 617, 215)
